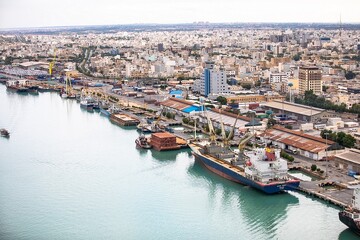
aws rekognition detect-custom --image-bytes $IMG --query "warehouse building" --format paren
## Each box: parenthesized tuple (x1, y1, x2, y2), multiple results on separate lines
(262, 100, 338, 122)
(334, 149, 360, 173)
(260, 125, 334, 160)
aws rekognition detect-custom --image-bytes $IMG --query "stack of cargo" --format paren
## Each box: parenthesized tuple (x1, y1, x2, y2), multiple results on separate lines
(150, 132, 181, 151)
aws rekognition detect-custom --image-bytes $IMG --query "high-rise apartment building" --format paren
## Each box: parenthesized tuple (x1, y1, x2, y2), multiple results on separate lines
(157, 43, 164, 52)
(199, 61, 230, 97)
(299, 66, 322, 95)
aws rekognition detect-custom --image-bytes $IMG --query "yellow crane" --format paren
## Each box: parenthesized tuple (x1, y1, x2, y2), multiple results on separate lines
(221, 112, 240, 147)
(238, 132, 254, 152)
(48, 49, 57, 76)
(204, 108, 217, 143)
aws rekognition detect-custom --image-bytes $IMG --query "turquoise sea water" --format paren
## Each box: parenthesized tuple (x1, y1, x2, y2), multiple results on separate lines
(0, 84, 358, 240)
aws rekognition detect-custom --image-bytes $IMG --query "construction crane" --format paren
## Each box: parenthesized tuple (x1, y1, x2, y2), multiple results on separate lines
(238, 132, 254, 152)
(221, 112, 240, 147)
(219, 110, 227, 141)
(151, 108, 165, 132)
(48, 49, 57, 76)
(204, 108, 217, 143)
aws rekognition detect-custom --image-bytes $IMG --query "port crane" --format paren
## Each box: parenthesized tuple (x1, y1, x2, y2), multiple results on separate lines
(220, 111, 240, 147)
(60, 71, 74, 98)
(151, 108, 165, 132)
(204, 108, 217, 143)
(48, 49, 57, 76)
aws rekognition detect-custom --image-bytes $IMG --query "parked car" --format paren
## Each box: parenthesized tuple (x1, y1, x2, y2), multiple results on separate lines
(284, 149, 298, 155)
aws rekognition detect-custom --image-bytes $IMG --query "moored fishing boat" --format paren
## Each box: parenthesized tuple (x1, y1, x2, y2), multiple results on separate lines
(135, 135, 152, 149)
(80, 96, 95, 110)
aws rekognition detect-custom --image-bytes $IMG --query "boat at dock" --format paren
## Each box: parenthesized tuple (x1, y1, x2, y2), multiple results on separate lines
(188, 109, 299, 194)
(136, 122, 152, 133)
(0, 128, 10, 138)
(137, 109, 165, 134)
(80, 96, 95, 110)
(27, 85, 39, 95)
(339, 188, 360, 235)
(100, 103, 121, 117)
(135, 135, 152, 149)
(189, 140, 300, 194)
(110, 113, 140, 126)
(6, 80, 29, 93)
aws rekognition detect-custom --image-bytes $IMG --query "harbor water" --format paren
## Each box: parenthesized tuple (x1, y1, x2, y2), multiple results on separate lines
(0, 84, 358, 240)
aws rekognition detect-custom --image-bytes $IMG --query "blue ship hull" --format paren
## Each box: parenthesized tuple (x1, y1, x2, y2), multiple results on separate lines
(193, 151, 300, 194)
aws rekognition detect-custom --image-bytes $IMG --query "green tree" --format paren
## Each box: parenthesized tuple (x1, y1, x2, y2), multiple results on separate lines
(311, 164, 317, 171)
(320, 130, 356, 148)
(345, 71, 356, 80)
(166, 112, 172, 118)
(292, 53, 301, 61)
(4, 56, 13, 65)
(342, 134, 356, 148)
(215, 128, 222, 136)
(267, 115, 277, 129)
(241, 83, 252, 90)
(216, 96, 227, 105)
(182, 117, 189, 124)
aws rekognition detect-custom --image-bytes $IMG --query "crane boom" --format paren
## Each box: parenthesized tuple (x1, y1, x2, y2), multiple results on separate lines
(219, 110, 226, 141)
(238, 132, 253, 152)
(49, 49, 57, 76)
(204, 108, 216, 143)
(223, 112, 240, 147)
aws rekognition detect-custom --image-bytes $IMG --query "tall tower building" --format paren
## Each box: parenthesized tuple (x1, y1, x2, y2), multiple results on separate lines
(299, 66, 322, 95)
(157, 43, 164, 52)
(200, 61, 229, 97)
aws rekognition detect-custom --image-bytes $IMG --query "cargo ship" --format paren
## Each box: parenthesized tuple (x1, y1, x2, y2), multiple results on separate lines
(189, 140, 300, 194)
(6, 80, 29, 93)
(339, 188, 360, 235)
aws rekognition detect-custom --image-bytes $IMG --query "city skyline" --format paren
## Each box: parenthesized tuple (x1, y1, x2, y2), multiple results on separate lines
(1, 0, 360, 29)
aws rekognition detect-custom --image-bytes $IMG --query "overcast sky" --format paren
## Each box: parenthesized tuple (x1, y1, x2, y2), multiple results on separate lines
(0, 0, 359, 29)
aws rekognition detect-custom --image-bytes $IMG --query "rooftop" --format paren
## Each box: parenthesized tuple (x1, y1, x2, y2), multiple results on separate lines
(160, 97, 193, 111)
(206, 109, 250, 129)
(262, 100, 325, 116)
(262, 125, 334, 154)
(19, 61, 48, 67)
(335, 149, 360, 165)
(112, 114, 138, 121)
(152, 132, 176, 138)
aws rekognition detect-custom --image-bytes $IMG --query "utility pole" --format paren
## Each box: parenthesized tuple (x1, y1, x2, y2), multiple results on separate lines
(325, 132, 329, 178)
